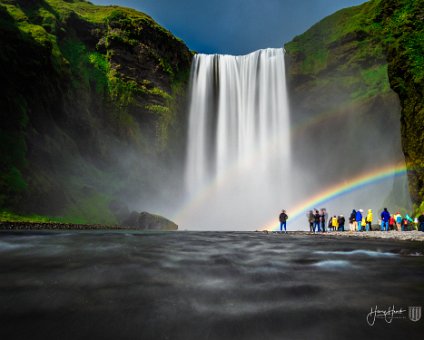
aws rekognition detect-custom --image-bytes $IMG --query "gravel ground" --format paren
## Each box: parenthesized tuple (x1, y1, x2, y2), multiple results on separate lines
(306, 230, 424, 242)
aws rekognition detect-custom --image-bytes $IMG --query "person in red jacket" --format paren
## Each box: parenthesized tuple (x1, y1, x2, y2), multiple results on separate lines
(389, 214, 395, 231)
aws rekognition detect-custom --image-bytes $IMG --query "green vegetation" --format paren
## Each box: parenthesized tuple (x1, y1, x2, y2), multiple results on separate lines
(0, 210, 56, 223)
(0, 0, 192, 224)
(374, 0, 424, 213)
(285, 0, 423, 213)
(285, 1, 393, 103)
(61, 193, 118, 225)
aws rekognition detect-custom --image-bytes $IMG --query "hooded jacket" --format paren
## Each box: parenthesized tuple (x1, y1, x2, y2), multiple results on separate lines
(394, 213, 402, 224)
(349, 210, 356, 223)
(381, 210, 390, 222)
(366, 210, 373, 223)
(356, 210, 363, 224)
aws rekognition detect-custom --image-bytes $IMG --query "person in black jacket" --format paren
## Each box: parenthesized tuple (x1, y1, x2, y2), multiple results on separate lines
(320, 209, 327, 233)
(418, 213, 424, 232)
(338, 215, 345, 231)
(313, 210, 321, 232)
(349, 209, 356, 231)
(307, 210, 314, 232)
(279, 209, 288, 233)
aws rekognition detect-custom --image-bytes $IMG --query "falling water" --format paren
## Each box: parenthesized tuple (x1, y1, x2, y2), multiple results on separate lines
(184, 48, 290, 229)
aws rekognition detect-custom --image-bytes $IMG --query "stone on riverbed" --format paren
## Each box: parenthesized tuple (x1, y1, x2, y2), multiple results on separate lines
(122, 211, 178, 230)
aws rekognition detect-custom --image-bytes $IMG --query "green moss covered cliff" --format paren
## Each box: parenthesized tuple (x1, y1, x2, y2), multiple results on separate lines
(285, 0, 422, 213)
(377, 0, 424, 211)
(0, 0, 192, 223)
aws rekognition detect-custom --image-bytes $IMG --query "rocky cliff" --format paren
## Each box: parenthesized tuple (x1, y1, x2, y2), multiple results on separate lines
(1, 0, 423, 223)
(284, 0, 422, 212)
(0, 0, 192, 224)
(376, 0, 424, 211)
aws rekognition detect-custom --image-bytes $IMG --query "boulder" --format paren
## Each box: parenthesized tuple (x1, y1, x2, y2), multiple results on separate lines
(122, 211, 178, 230)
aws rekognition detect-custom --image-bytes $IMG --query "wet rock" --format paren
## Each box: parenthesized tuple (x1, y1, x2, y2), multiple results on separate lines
(122, 211, 178, 230)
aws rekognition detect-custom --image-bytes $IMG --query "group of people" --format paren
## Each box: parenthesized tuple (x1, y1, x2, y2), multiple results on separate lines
(306, 208, 346, 232)
(278, 208, 424, 232)
(376, 208, 424, 232)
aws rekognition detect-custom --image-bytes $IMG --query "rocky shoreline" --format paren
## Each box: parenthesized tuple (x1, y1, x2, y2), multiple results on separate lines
(2, 223, 423, 242)
(0, 221, 178, 231)
(317, 230, 424, 242)
(0, 212, 178, 231)
(0, 221, 137, 231)
(266, 230, 424, 242)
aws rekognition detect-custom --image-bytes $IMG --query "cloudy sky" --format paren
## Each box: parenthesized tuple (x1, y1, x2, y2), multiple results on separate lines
(91, 0, 367, 55)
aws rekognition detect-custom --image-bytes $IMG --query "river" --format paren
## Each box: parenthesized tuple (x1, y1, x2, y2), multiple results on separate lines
(0, 231, 423, 339)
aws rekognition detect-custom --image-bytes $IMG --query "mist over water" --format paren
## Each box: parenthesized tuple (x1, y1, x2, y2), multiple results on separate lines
(184, 48, 290, 229)
(179, 48, 410, 231)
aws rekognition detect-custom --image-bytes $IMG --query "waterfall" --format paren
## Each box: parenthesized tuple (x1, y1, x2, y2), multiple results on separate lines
(184, 48, 290, 229)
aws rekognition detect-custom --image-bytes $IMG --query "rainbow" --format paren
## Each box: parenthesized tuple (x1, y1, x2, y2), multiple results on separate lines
(261, 163, 408, 231)
(174, 98, 407, 229)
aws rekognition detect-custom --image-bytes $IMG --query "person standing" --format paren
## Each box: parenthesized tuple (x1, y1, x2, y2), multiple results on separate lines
(366, 209, 373, 231)
(331, 215, 338, 232)
(349, 209, 356, 232)
(414, 217, 419, 231)
(356, 209, 363, 232)
(394, 212, 402, 231)
(418, 213, 424, 232)
(307, 210, 314, 232)
(402, 217, 409, 231)
(338, 215, 345, 231)
(314, 209, 321, 232)
(279, 209, 288, 233)
(380, 208, 390, 231)
(320, 209, 327, 233)
(389, 214, 395, 230)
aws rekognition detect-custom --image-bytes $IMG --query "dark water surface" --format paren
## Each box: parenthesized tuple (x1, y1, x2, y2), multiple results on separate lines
(0, 231, 423, 340)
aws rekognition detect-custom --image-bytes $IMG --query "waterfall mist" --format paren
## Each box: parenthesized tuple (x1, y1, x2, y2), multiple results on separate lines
(178, 48, 410, 231)
(183, 48, 290, 229)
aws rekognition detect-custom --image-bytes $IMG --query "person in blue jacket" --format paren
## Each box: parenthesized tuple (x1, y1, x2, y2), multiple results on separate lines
(380, 208, 390, 231)
(356, 209, 363, 231)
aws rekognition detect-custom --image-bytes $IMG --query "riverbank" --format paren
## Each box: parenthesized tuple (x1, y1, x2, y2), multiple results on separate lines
(0, 221, 132, 231)
(2, 222, 424, 242)
(323, 230, 424, 241)
(325, 230, 424, 242)
(265, 230, 424, 242)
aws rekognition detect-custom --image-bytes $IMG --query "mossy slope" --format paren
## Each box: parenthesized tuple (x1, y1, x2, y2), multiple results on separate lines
(284, 0, 423, 213)
(377, 0, 424, 212)
(0, 0, 192, 223)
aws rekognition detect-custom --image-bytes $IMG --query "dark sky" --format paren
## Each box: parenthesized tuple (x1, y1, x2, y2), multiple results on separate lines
(91, 0, 367, 55)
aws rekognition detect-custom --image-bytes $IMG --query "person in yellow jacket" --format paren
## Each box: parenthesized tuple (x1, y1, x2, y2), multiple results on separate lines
(366, 209, 373, 231)
(394, 212, 402, 231)
(331, 215, 338, 232)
